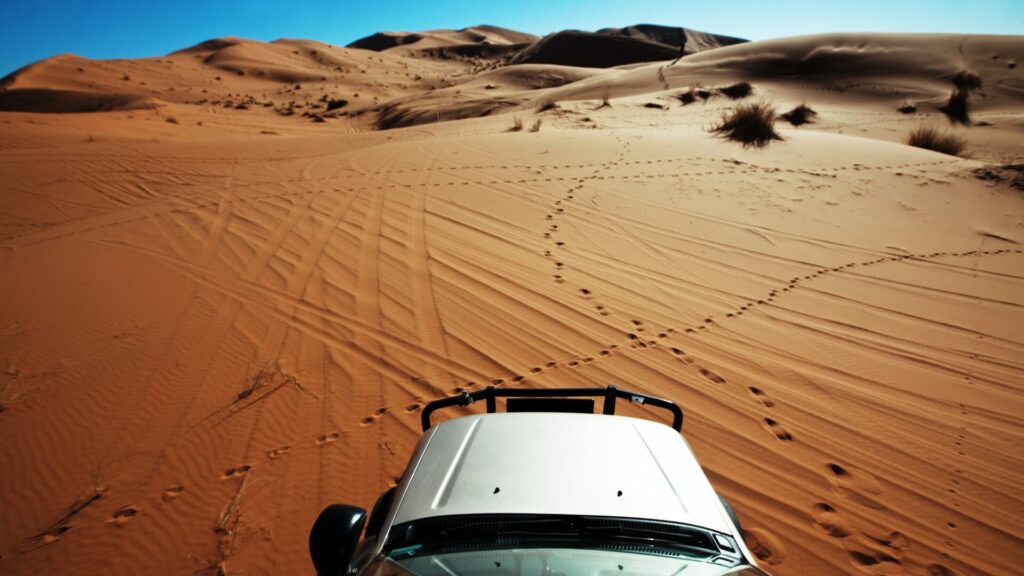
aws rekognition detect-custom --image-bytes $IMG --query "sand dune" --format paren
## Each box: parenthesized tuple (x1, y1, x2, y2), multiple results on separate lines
(509, 25, 746, 68)
(349, 25, 538, 53)
(350, 24, 744, 68)
(1, 25, 1023, 576)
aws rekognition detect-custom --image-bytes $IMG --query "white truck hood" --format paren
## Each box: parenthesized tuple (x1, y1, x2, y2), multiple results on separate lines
(386, 412, 732, 534)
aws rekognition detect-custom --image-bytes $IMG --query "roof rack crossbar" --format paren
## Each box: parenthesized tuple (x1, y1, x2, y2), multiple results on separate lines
(420, 385, 683, 433)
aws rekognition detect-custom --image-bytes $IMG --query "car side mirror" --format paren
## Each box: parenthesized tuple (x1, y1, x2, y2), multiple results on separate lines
(309, 504, 367, 575)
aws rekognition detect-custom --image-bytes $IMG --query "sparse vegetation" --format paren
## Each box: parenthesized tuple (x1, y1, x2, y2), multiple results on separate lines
(781, 103, 817, 126)
(710, 101, 782, 147)
(973, 163, 1024, 190)
(326, 99, 348, 111)
(696, 88, 713, 101)
(941, 88, 971, 124)
(529, 119, 543, 132)
(597, 88, 612, 109)
(941, 71, 982, 125)
(906, 126, 965, 156)
(718, 82, 753, 100)
(951, 71, 982, 92)
(509, 114, 523, 132)
(537, 100, 559, 112)
(677, 87, 697, 105)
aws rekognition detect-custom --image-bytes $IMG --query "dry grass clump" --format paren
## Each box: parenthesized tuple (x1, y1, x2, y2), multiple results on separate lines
(596, 88, 612, 109)
(508, 114, 523, 132)
(677, 87, 697, 105)
(781, 103, 817, 126)
(537, 100, 559, 112)
(711, 101, 782, 147)
(529, 119, 543, 132)
(906, 126, 965, 156)
(718, 82, 753, 100)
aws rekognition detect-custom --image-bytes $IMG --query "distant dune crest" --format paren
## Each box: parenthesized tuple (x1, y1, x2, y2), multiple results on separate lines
(348, 23, 745, 68)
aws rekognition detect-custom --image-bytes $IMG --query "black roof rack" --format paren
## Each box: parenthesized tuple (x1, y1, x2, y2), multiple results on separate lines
(420, 385, 684, 433)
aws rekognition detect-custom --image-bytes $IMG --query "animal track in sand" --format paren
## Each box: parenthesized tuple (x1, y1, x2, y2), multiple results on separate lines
(748, 387, 774, 408)
(698, 367, 726, 384)
(39, 526, 70, 544)
(162, 485, 185, 502)
(317, 432, 340, 444)
(108, 506, 138, 527)
(742, 527, 787, 566)
(221, 465, 251, 479)
(267, 445, 290, 459)
(811, 501, 911, 573)
(358, 406, 390, 427)
(825, 462, 882, 498)
(761, 418, 794, 442)
(811, 502, 851, 537)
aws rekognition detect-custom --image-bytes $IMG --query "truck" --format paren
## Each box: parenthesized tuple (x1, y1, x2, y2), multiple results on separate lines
(309, 385, 771, 575)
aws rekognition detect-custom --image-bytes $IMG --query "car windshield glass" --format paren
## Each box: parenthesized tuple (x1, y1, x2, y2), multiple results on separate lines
(381, 514, 736, 566)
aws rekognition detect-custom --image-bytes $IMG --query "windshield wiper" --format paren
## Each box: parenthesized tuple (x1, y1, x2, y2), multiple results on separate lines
(577, 524, 717, 552)
(438, 516, 579, 538)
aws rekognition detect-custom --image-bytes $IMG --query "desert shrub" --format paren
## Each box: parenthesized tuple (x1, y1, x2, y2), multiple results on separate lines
(781, 103, 817, 126)
(941, 88, 971, 124)
(718, 82, 753, 100)
(529, 119, 543, 132)
(951, 71, 982, 92)
(509, 114, 523, 132)
(597, 88, 612, 109)
(537, 100, 559, 112)
(696, 88, 713, 101)
(326, 99, 348, 111)
(678, 88, 696, 105)
(941, 72, 981, 125)
(906, 126, 965, 156)
(710, 101, 782, 147)
(897, 101, 917, 114)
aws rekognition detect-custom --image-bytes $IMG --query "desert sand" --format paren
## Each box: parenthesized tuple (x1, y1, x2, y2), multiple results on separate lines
(0, 25, 1022, 575)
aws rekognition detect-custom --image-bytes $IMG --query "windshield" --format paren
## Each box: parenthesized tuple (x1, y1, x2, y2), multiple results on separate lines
(367, 515, 761, 576)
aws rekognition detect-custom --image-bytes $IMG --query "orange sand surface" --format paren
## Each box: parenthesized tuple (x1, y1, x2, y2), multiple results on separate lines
(1, 30, 1023, 575)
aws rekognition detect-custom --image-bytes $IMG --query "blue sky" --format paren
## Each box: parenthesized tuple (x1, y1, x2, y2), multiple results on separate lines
(2, 0, 1021, 77)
